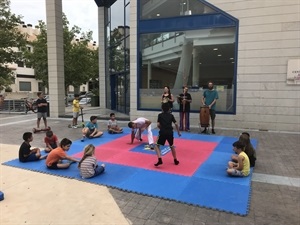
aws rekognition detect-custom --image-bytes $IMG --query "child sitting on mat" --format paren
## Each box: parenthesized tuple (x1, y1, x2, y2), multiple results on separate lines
(107, 113, 123, 134)
(78, 144, 105, 179)
(19, 132, 47, 162)
(81, 116, 103, 141)
(46, 138, 79, 169)
(153, 103, 181, 167)
(227, 141, 250, 177)
(231, 132, 256, 167)
(44, 130, 59, 153)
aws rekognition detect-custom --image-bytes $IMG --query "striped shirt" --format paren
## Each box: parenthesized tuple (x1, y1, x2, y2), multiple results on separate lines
(79, 156, 97, 178)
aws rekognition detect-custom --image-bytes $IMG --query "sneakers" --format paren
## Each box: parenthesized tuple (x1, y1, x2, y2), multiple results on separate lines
(201, 129, 207, 134)
(154, 158, 163, 166)
(212, 129, 216, 134)
(174, 159, 180, 165)
(72, 125, 78, 129)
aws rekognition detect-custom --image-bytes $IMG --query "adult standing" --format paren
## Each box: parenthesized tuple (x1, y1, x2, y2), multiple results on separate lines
(202, 81, 219, 134)
(177, 86, 192, 131)
(161, 86, 174, 112)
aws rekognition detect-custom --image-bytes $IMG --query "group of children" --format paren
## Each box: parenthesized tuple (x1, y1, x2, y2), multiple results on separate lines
(18, 112, 124, 179)
(21, 91, 257, 178)
(18, 132, 105, 179)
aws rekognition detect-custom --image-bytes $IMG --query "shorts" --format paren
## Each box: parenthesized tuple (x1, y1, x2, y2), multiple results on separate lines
(86, 129, 95, 138)
(49, 143, 57, 149)
(73, 112, 79, 118)
(157, 134, 174, 146)
(229, 169, 246, 177)
(24, 153, 40, 162)
(209, 109, 216, 120)
(47, 163, 59, 169)
(37, 112, 47, 119)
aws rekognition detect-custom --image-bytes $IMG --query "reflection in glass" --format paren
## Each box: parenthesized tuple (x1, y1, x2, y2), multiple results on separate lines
(106, 0, 130, 114)
(139, 27, 236, 113)
(140, 0, 215, 20)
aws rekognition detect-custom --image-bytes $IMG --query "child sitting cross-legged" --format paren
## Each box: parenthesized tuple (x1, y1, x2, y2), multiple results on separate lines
(78, 144, 105, 179)
(107, 113, 123, 134)
(227, 141, 250, 177)
(19, 132, 47, 162)
(44, 130, 59, 153)
(81, 116, 103, 141)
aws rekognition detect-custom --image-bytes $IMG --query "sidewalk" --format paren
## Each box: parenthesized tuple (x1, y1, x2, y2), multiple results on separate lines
(0, 113, 299, 225)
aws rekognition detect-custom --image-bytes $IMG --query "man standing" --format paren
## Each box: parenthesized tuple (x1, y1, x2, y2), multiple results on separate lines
(128, 117, 154, 148)
(202, 81, 219, 134)
(178, 86, 192, 131)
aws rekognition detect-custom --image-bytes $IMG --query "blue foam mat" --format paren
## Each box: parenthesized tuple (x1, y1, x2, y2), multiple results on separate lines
(2, 130, 257, 215)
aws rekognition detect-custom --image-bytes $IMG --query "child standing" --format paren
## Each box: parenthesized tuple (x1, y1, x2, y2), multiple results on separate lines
(19, 132, 47, 162)
(227, 141, 250, 177)
(107, 113, 123, 134)
(46, 138, 79, 169)
(78, 144, 105, 179)
(81, 116, 103, 141)
(72, 94, 82, 128)
(36, 92, 48, 129)
(153, 103, 181, 166)
(44, 130, 59, 153)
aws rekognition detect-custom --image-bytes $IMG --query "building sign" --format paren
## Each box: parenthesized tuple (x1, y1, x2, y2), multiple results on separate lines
(287, 59, 300, 85)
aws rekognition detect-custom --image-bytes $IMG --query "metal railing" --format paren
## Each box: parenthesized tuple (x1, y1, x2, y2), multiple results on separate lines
(0, 99, 27, 114)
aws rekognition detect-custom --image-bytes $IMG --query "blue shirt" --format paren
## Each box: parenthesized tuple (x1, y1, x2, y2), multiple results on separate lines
(203, 89, 219, 110)
(85, 122, 98, 131)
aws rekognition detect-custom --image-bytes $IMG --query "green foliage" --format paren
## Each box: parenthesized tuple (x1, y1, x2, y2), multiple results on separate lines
(0, 0, 26, 91)
(24, 13, 99, 91)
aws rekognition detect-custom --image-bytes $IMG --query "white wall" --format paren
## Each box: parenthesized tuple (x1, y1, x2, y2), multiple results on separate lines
(130, 0, 300, 132)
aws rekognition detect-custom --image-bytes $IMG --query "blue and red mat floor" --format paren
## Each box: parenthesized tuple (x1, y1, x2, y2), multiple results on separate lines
(3, 128, 257, 215)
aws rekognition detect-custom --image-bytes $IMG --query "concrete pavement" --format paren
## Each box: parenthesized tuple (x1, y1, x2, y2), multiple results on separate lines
(0, 109, 299, 225)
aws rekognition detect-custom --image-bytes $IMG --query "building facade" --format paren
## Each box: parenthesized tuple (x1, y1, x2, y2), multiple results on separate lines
(46, 0, 299, 132)
(100, 0, 299, 132)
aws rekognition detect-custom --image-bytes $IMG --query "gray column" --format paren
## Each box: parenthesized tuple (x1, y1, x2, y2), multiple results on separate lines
(147, 60, 152, 88)
(174, 39, 193, 89)
(98, 7, 106, 109)
(192, 48, 200, 87)
(46, 0, 65, 117)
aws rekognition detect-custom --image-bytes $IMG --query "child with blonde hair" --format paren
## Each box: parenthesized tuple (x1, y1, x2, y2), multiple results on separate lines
(78, 144, 105, 179)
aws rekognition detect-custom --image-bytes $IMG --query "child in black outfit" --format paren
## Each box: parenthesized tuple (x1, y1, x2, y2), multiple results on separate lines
(19, 132, 47, 162)
(154, 103, 181, 166)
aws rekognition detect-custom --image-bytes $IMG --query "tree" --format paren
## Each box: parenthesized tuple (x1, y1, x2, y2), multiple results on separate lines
(0, 0, 26, 91)
(24, 14, 98, 93)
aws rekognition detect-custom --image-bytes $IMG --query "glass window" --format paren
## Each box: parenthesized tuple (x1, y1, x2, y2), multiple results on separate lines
(139, 27, 236, 113)
(140, 0, 216, 20)
(19, 81, 31, 91)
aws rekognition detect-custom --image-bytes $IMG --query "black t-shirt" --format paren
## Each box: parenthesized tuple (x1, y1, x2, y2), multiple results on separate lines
(19, 142, 31, 162)
(178, 93, 192, 112)
(36, 98, 47, 112)
(162, 93, 173, 109)
(157, 112, 176, 135)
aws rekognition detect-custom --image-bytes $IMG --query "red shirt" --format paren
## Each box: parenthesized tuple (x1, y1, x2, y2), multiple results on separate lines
(44, 135, 58, 145)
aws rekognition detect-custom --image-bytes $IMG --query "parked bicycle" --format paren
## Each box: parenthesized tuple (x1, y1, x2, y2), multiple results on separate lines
(24, 98, 38, 114)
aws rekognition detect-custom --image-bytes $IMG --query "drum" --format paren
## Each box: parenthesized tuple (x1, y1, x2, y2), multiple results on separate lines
(200, 106, 210, 127)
